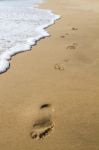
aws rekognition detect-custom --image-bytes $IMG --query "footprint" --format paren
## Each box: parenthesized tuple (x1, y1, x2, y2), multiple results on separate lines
(54, 64, 64, 71)
(30, 104, 54, 140)
(66, 43, 78, 50)
(60, 35, 65, 38)
(72, 27, 78, 31)
(40, 104, 51, 109)
(60, 33, 69, 38)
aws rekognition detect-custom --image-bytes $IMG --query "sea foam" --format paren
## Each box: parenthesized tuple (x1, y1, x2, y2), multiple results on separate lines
(0, 0, 60, 73)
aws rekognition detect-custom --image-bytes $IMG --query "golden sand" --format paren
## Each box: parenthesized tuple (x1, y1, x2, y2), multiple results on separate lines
(0, 0, 99, 149)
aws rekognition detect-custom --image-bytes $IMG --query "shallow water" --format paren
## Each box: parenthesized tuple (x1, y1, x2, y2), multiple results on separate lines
(0, 0, 59, 73)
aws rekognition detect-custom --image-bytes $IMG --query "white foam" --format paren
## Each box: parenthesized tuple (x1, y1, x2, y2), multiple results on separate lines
(0, 0, 60, 73)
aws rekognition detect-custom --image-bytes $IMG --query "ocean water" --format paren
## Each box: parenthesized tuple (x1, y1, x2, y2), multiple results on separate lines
(0, 0, 59, 73)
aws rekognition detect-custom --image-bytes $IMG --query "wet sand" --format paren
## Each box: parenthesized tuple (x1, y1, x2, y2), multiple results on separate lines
(0, 0, 99, 149)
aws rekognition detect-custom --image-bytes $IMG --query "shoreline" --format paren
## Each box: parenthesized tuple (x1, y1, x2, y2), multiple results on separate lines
(0, 0, 99, 150)
(0, 0, 60, 74)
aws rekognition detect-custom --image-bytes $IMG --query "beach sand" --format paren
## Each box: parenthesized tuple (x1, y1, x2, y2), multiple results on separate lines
(0, 0, 99, 149)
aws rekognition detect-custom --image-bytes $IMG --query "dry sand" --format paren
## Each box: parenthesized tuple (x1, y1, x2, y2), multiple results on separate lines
(0, 0, 99, 149)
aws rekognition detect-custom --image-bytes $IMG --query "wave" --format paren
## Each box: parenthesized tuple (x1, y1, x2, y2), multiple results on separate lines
(0, 0, 60, 73)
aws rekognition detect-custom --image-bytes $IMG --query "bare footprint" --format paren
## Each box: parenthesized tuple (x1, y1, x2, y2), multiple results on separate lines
(54, 64, 64, 71)
(40, 104, 51, 109)
(60, 33, 69, 38)
(60, 35, 65, 38)
(72, 27, 78, 31)
(30, 104, 54, 140)
(66, 43, 78, 50)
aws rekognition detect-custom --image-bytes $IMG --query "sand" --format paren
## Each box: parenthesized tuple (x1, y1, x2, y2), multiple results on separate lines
(0, 0, 99, 149)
